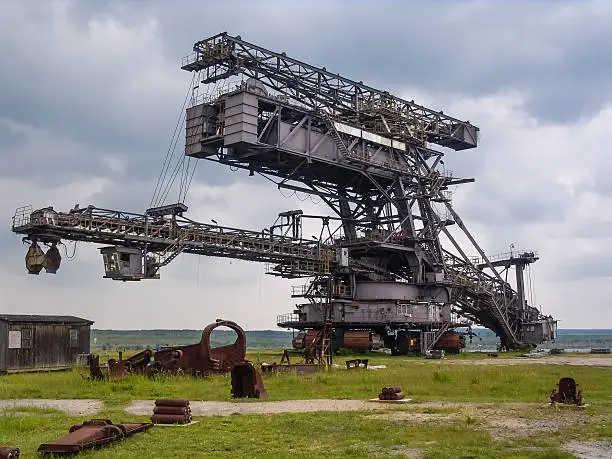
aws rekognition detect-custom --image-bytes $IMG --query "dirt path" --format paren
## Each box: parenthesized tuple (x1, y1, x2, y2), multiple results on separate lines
(126, 399, 400, 416)
(0, 399, 102, 415)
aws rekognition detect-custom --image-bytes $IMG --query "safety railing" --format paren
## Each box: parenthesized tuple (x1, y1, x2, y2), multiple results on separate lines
(12, 206, 334, 275)
(473, 250, 539, 266)
(276, 313, 300, 325)
(291, 284, 309, 296)
(12, 205, 33, 228)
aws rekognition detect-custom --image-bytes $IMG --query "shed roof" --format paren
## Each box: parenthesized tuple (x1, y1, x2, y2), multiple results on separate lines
(0, 315, 94, 325)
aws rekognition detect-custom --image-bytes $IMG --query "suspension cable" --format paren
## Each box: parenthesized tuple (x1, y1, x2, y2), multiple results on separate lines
(150, 72, 198, 208)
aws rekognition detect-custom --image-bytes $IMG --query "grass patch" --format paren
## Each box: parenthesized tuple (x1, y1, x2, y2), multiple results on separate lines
(1, 351, 611, 404)
(0, 409, 586, 458)
(0, 351, 610, 457)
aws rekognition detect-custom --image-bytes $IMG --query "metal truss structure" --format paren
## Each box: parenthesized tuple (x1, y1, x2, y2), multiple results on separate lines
(11, 32, 557, 353)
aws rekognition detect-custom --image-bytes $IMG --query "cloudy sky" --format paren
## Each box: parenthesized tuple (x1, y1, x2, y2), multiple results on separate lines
(1, 0, 611, 331)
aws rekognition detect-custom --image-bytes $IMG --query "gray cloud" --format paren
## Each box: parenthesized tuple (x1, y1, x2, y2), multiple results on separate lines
(1, 0, 612, 329)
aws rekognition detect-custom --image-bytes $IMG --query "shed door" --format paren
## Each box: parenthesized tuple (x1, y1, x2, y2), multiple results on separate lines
(7, 325, 34, 370)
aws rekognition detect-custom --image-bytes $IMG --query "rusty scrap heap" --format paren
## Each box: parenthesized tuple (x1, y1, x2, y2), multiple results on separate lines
(87, 319, 268, 399)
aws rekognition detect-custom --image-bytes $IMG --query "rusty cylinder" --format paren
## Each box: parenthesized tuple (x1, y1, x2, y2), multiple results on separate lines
(154, 398, 190, 407)
(433, 331, 466, 352)
(343, 331, 371, 351)
(153, 406, 191, 415)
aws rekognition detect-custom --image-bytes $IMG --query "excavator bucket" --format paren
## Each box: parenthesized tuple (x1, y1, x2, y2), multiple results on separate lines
(231, 361, 268, 399)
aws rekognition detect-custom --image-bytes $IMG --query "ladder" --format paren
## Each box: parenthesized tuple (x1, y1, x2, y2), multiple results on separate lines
(423, 322, 450, 353)
(320, 112, 351, 158)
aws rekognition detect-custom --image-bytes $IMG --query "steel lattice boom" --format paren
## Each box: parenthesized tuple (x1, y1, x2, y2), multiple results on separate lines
(11, 32, 557, 352)
(181, 32, 479, 151)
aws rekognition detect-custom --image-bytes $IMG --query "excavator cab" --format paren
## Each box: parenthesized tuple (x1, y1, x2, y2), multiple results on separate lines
(100, 246, 150, 281)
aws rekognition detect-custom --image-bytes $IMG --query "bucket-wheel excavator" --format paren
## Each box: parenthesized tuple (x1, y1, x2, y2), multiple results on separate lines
(11, 33, 557, 361)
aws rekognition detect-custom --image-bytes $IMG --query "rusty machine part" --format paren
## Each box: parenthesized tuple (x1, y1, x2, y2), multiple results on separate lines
(343, 331, 372, 351)
(303, 330, 320, 350)
(152, 319, 247, 375)
(87, 354, 105, 381)
(148, 349, 184, 375)
(108, 349, 154, 380)
(107, 358, 131, 380)
(153, 406, 190, 415)
(292, 333, 305, 350)
(37, 419, 152, 454)
(0, 447, 19, 459)
(151, 399, 192, 424)
(125, 349, 153, 371)
(230, 361, 268, 399)
(433, 330, 466, 354)
(550, 377, 583, 406)
(155, 398, 190, 407)
(295, 330, 383, 353)
(379, 386, 405, 401)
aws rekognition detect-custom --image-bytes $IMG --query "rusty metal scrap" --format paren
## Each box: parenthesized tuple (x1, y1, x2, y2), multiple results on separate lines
(153, 406, 190, 415)
(151, 319, 247, 375)
(108, 349, 153, 380)
(124, 349, 153, 371)
(379, 386, 405, 401)
(148, 349, 183, 375)
(151, 399, 192, 424)
(343, 331, 372, 351)
(550, 377, 583, 406)
(231, 361, 268, 399)
(154, 398, 190, 407)
(88, 319, 249, 380)
(0, 447, 19, 459)
(107, 359, 130, 380)
(87, 354, 105, 381)
(37, 419, 152, 455)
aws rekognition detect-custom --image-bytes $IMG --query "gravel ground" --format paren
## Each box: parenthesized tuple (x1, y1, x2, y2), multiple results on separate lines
(127, 399, 395, 416)
(0, 399, 102, 416)
(563, 440, 612, 459)
(446, 356, 612, 367)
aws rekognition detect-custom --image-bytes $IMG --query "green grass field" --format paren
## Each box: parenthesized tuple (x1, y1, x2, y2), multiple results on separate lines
(1, 351, 611, 458)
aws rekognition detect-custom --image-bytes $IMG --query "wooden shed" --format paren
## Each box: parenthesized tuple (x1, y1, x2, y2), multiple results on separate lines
(0, 315, 94, 373)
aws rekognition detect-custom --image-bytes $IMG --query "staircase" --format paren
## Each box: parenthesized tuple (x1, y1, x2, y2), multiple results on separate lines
(444, 251, 522, 347)
(428, 171, 447, 197)
(156, 233, 188, 268)
(320, 112, 351, 158)
(422, 322, 450, 353)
